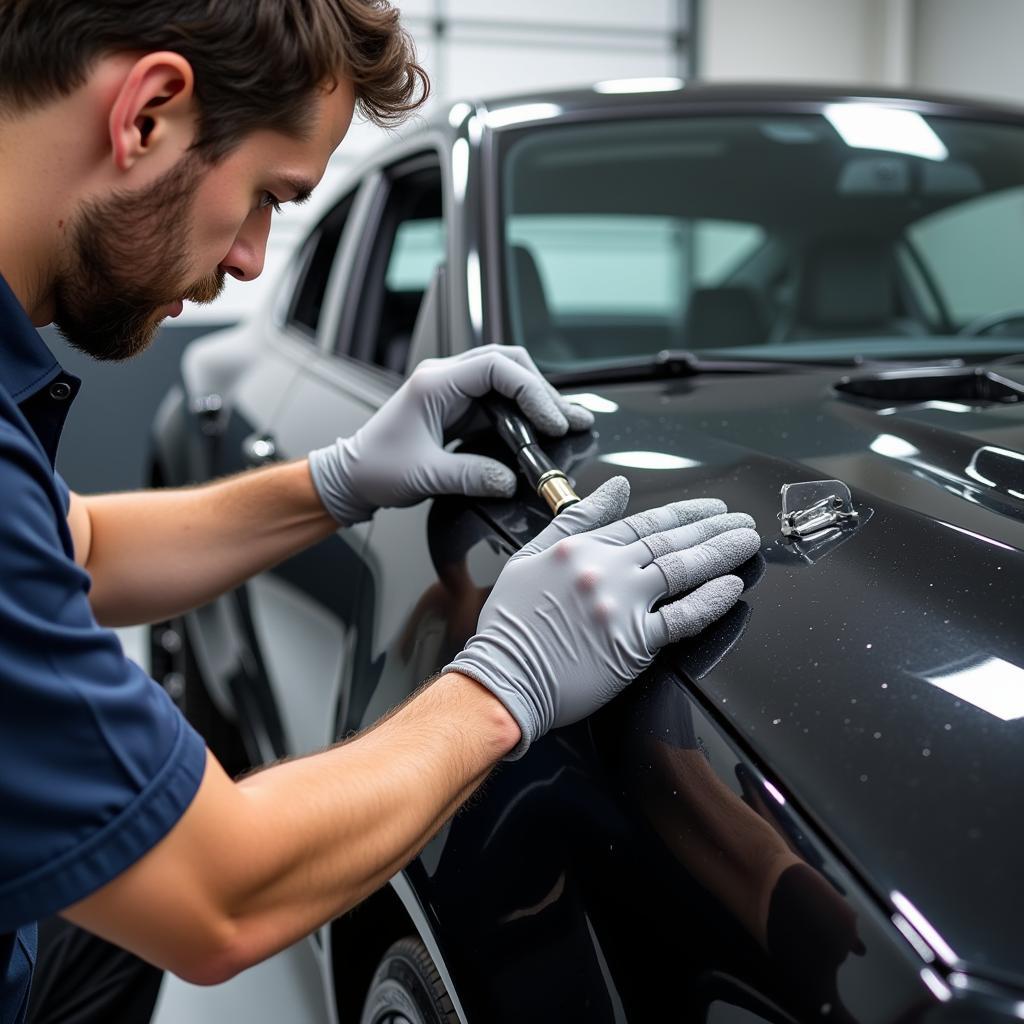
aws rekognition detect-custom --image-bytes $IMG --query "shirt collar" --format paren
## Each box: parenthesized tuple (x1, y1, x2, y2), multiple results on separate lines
(0, 271, 61, 402)
(0, 272, 80, 468)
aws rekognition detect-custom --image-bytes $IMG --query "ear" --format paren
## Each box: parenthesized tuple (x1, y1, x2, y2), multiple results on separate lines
(108, 52, 197, 172)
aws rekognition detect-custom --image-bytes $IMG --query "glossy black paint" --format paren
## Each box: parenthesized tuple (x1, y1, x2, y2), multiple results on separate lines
(447, 358, 1024, 986)
(490, 366, 1024, 978)
(151, 83, 1024, 1021)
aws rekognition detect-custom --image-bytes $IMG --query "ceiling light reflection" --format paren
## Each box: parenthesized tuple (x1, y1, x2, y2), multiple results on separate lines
(892, 913, 935, 963)
(870, 433, 920, 459)
(447, 101, 473, 129)
(562, 392, 619, 414)
(924, 657, 1024, 721)
(466, 250, 482, 333)
(594, 77, 684, 94)
(920, 400, 972, 413)
(600, 451, 700, 470)
(484, 103, 562, 129)
(940, 520, 1016, 552)
(824, 104, 948, 161)
(892, 891, 958, 965)
(879, 400, 974, 417)
(451, 138, 470, 202)
(920, 968, 952, 1002)
(966, 444, 1024, 488)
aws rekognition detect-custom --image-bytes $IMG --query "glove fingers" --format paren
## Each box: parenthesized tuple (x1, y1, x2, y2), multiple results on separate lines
(432, 451, 518, 498)
(671, 497, 736, 526)
(612, 496, 728, 546)
(543, 376, 594, 431)
(564, 402, 594, 431)
(518, 476, 631, 556)
(647, 575, 745, 648)
(639, 512, 757, 561)
(644, 527, 761, 600)
(443, 348, 570, 436)
(481, 344, 596, 431)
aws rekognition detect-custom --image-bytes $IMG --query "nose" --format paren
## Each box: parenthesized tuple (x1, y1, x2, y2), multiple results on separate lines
(220, 207, 271, 282)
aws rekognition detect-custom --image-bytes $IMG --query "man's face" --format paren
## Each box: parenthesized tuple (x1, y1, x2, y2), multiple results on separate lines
(54, 152, 220, 361)
(54, 81, 355, 361)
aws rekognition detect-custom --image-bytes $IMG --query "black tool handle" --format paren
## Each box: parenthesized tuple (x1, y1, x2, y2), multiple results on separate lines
(482, 396, 580, 514)
(483, 395, 536, 452)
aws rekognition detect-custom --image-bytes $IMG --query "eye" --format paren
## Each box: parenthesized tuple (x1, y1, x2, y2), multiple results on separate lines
(259, 191, 283, 214)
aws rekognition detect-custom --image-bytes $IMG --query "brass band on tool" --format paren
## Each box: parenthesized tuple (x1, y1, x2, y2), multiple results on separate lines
(537, 472, 579, 515)
(482, 397, 582, 517)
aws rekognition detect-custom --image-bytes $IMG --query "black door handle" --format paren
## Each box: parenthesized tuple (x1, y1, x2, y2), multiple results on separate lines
(242, 432, 279, 467)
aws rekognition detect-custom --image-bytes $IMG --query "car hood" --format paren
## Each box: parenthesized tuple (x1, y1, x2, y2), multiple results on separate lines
(473, 364, 1024, 988)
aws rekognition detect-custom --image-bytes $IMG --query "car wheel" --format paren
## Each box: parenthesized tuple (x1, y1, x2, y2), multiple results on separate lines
(360, 937, 459, 1024)
(149, 616, 250, 778)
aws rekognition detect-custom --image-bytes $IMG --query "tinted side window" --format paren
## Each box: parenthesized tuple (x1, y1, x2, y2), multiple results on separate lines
(348, 159, 444, 375)
(287, 191, 356, 337)
(386, 219, 445, 292)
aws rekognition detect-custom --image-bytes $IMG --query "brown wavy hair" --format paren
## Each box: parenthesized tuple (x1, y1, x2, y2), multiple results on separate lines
(0, 0, 429, 158)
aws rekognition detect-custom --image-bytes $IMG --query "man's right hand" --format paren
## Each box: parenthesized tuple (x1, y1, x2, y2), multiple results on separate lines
(444, 476, 761, 759)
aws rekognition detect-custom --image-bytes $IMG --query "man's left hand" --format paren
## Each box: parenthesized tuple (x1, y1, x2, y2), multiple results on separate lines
(308, 345, 594, 525)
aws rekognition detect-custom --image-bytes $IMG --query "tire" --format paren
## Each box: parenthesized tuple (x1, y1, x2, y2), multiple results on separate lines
(149, 616, 251, 778)
(360, 937, 459, 1024)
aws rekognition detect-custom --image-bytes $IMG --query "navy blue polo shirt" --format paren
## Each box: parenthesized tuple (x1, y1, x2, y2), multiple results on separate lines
(0, 273, 207, 1024)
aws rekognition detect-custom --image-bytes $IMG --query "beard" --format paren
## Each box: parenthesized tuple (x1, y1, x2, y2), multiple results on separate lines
(53, 151, 225, 362)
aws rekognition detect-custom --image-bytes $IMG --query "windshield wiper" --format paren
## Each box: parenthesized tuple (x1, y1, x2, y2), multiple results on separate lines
(544, 349, 972, 387)
(989, 352, 1024, 367)
(544, 349, 861, 386)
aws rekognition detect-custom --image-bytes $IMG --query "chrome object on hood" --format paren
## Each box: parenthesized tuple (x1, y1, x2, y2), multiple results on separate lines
(779, 479, 859, 538)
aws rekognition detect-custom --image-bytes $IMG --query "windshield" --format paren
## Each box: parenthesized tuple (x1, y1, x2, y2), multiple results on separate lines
(498, 108, 1024, 368)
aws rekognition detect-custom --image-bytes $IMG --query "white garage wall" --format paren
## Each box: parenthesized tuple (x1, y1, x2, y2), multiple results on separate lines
(700, 0, 876, 83)
(184, 0, 692, 325)
(698, 0, 912, 87)
(699, 0, 1024, 106)
(912, 0, 1024, 104)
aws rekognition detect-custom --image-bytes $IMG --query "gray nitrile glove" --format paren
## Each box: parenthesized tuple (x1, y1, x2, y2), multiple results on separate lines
(308, 345, 594, 525)
(444, 476, 761, 759)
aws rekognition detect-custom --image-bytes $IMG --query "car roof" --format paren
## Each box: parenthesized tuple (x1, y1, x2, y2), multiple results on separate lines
(421, 79, 1024, 139)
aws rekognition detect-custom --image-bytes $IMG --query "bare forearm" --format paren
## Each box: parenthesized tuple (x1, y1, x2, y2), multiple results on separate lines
(82, 460, 336, 626)
(223, 676, 505, 965)
(64, 672, 520, 983)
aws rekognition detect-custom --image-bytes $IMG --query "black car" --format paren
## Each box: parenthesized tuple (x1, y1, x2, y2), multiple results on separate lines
(150, 81, 1024, 1023)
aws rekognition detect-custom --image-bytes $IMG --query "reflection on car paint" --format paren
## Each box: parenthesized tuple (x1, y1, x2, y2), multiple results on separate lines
(965, 445, 1024, 498)
(922, 655, 1024, 722)
(614, 663, 931, 1023)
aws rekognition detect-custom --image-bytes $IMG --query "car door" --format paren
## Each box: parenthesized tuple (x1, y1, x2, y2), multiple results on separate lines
(257, 149, 450, 756)
(202, 182, 376, 762)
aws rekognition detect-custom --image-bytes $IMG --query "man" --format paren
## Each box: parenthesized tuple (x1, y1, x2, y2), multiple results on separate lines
(0, 2, 761, 1021)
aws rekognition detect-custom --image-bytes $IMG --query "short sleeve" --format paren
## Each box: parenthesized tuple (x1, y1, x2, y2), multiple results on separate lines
(0, 425, 207, 931)
(52, 470, 70, 515)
